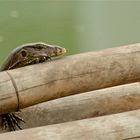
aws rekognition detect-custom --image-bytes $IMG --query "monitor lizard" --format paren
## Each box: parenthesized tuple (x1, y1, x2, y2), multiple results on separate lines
(0, 42, 66, 131)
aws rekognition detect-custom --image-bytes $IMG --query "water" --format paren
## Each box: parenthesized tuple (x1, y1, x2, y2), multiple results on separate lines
(0, 0, 140, 65)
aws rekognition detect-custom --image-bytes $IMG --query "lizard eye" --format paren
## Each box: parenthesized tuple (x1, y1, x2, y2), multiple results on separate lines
(20, 49, 28, 57)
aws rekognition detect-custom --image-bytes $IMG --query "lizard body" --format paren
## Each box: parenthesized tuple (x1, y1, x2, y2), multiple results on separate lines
(0, 42, 66, 131)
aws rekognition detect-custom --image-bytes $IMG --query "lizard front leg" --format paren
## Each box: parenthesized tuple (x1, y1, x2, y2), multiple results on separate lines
(1, 113, 24, 131)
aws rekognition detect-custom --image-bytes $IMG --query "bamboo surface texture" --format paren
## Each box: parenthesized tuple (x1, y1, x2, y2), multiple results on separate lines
(0, 109, 140, 140)
(1, 81, 140, 133)
(18, 82, 140, 130)
(1, 43, 140, 114)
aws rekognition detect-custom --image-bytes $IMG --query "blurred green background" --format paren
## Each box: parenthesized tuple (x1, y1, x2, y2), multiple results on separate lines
(0, 0, 140, 66)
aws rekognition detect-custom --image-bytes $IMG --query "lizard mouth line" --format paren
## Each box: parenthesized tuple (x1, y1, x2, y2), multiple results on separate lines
(24, 56, 52, 65)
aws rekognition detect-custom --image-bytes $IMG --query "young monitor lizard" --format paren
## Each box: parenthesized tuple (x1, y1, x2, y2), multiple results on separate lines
(0, 42, 66, 131)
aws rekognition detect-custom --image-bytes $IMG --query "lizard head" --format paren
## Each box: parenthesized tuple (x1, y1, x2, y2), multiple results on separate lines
(18, 42, 66, 62)
(1, 42, 66, 70)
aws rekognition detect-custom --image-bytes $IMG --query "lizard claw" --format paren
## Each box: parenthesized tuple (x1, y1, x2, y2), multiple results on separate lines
(1, 113, 24, 131)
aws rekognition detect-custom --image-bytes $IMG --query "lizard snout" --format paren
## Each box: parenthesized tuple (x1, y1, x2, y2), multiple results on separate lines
(56, 47, 66, 56)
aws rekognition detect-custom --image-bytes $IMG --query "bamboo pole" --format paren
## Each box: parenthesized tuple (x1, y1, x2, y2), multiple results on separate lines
(1, 81, 140, 133)
(17, 82, 140, 130)
(1, 43, 140, 114)
(0, 109, 140, 140)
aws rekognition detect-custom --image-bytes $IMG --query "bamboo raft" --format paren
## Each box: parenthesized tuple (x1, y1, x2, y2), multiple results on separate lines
(0, 43, 140, 139)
